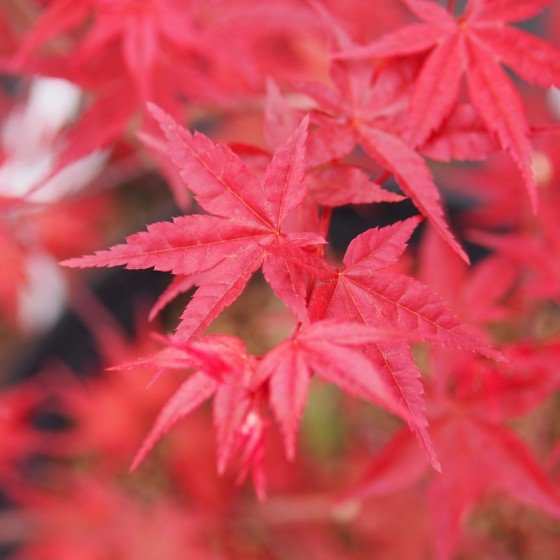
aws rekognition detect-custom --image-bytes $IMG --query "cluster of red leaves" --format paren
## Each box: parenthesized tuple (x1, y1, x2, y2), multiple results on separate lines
(1, 0, 560, 558)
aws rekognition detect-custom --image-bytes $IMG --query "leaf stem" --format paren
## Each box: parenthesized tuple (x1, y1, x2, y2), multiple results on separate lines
(374, 170, 393, 186)
(371, 59, 388, 84)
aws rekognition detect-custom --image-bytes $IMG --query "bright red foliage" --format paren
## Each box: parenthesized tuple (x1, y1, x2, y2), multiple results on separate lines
(340, 0, 560, 210)
(1, 0, 560, 558)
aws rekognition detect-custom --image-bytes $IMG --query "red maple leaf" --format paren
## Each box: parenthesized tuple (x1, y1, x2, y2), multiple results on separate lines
(123, 319, 417, 498)
(288, 1, 468, 262)
(308, 217, 500, 470)
(343, 347, 560, 560)
(340, 0, 560, 210)
(17, 0, 307, 102)
(264, 79, 405, 208)
(257, 319, 410, 459)
(119, 334, 269, 498)
(63, 106, 328, 340)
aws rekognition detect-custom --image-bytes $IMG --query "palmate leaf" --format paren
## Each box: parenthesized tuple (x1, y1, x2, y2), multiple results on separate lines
(64, 108, 328, 341)
(309, 218, 500, 469)
(258, 320, 410, 460)
(340, 339, 560, 560)
(264, 80, 402, 207)
(339, 0, 560, 210)
(288, 8, 468, 262)
(312, 219, 497, 354)
(122, 334, 254, 469)
(18, 0, 200, 101)
(346, 414, 560, 560)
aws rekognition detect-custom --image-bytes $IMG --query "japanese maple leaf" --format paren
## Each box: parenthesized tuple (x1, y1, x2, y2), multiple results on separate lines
(123, 334, 270, 498)
(17, 0, 222, 101)
(264, 79, 404, 208)
(12, 0, 314, 192)
(125, 321, 413, 496)
(64, 106, 327, 340)
(308, 217, 499, 470)
(257, 319, 411, 459)
(16, 0, 318, 104)
(340, 0, 560, 210)
(10, 0, 195, 187)
(290, 1, 468, 262)
(343, 349, 560, 560)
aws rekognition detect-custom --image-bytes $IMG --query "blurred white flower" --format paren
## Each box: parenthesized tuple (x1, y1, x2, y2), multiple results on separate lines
(547, 86, 560, 120)
(18, 251, 67, 334)
(0, 77, 108, 202)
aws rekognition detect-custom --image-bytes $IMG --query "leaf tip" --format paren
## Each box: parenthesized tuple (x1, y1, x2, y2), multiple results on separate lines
(59, 256, 84, 268)
(129, 449, 146, 473)
(146, 101, 164, 120)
